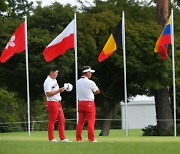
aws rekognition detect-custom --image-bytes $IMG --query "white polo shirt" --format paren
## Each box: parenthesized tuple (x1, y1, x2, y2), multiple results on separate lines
(44, 76, 62, 101)
(77, 76, 99, 101)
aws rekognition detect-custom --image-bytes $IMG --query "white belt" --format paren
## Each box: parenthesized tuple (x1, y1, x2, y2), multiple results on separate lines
(48, 99, 61, 102)
(78, 100, 94, 102)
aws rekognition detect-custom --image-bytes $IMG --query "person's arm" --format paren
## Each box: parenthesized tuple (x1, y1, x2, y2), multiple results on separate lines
(94, 89, 100, 95)
(46, 87, 65, 97)
(91, 81, 100, 95)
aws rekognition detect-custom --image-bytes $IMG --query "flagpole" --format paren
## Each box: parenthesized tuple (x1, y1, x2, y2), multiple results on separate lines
(74, 12, 79, 123)
(171, 9, 176, 137)
(24, 16, 31, 136)
(122, 11, 128, 136)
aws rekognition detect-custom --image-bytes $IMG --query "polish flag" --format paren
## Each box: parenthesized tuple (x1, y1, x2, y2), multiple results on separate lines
(43, 19, 75, 62)
(0, 22, 25, 63)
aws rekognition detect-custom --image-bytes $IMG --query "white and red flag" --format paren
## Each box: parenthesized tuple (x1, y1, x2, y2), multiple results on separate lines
(0, 22, 25, 63)
(43, 19, 75, 62)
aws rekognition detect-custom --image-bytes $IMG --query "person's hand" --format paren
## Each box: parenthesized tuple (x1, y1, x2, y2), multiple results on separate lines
(59, 87, 65, 93)
(64, 83, 68, 90)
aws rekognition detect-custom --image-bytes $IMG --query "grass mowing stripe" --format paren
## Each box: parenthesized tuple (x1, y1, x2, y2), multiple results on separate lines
(0, 130, 180, 154)
(0, 141, 179, 154)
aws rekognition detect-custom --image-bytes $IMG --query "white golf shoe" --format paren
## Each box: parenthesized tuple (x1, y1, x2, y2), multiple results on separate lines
(61, 138, 72, 142)
(92, 139, 98, 142)
(49, 139, 58, 142)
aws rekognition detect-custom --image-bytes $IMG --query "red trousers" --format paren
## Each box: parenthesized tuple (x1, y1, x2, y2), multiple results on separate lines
(76, 101, 96, 141)
(46, 101, 65, 140)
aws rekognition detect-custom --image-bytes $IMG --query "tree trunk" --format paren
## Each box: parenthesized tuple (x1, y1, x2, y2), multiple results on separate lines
(155, 0, 173, 136)
(31, 116, 35, 131)
(22, 109, 27, 131)
(156, 0, 169, 26)
(154, 88, 173, 135)
(99, 101, 116, 136)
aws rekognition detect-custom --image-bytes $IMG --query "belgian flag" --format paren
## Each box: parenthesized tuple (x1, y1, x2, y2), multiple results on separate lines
(98, 19, 122, 62)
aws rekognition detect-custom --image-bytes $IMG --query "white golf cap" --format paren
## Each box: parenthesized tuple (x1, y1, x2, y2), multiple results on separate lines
(82, 66, 95, 73)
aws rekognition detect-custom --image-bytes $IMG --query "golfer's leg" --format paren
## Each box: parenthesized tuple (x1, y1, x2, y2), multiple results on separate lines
(57, 106, 65, 140)
(87, 108, 96, 141)
(76, 112, 86, 141)
(47, 102, 58, 140)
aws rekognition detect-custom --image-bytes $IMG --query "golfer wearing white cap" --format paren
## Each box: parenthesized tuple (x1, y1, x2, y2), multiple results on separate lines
(76, 66, 100, 142)
(44, 66, 72, 142)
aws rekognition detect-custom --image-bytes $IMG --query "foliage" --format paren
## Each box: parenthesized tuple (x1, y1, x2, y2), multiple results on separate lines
(3, 0, 34, 18)
(142, 124, 176, 136)
(142, 125, 159, 136)
(0, 0, 180, 133)
(0, 0, 7, 12)
(176, 124, 180, 135)
(0, 88, 23, 132)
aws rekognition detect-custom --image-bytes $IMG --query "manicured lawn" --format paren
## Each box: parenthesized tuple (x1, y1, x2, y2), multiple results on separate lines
(0, 129, 179, 154)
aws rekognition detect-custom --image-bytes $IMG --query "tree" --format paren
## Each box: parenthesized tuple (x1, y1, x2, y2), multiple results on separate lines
(156, 0, 169, 26)
(155, 0, 173, 135)
(77, 1, 151, 135)
(0, 0, 7, 12)
(3, 0, 34, 18)
(79, 0, 179, 136)
(0, 88, 23, 132)
(0, 3, 76, 130)
(0, 0, 179, 134)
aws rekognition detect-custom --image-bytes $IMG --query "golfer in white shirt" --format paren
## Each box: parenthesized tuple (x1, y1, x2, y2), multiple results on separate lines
(76, 66, 100, 142)
(44, 66, 72, 142)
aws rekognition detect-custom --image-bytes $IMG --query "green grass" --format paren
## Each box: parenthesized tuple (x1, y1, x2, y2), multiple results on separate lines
(0, 129, 180, 154)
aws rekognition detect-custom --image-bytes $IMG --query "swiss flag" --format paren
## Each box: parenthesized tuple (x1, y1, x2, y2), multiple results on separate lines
(0, 22, 25, 63)
(43, 19, 75, 62)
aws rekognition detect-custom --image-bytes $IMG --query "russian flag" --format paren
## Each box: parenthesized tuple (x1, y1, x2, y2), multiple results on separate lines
(154, 16, 171, 60)
(43, 19, 75, 62)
